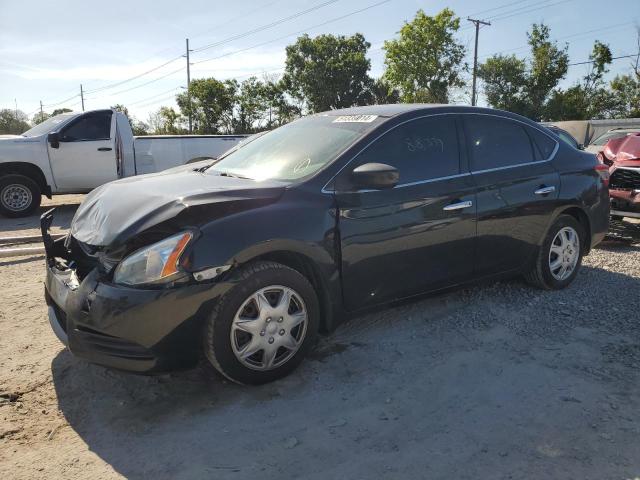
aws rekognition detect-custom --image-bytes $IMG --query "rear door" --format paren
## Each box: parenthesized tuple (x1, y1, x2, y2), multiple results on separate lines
(463, 114, 560, 276)
(335, 115, 477, 311)
(48, 111, 118, 190)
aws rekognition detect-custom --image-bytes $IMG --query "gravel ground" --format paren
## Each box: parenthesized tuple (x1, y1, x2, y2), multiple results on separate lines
(1, 201, 640, 479)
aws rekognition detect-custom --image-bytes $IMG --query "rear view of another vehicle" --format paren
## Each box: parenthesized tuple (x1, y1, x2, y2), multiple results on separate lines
(599, 134, 640, 233)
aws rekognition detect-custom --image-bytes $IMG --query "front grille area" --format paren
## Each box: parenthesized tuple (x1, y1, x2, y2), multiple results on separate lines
(73, 326, 154, 360)
(610, 169, 640, 191)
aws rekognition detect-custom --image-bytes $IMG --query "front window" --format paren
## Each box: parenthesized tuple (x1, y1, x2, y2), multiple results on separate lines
(207, 114, 383, 182)
(21, 113, 77, 137)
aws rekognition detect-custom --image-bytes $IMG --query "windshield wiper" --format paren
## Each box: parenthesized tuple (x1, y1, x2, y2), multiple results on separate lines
(216, 171, 252, 180)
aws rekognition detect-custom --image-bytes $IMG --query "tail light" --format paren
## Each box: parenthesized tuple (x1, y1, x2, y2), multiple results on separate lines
(594, 163, 609, 187)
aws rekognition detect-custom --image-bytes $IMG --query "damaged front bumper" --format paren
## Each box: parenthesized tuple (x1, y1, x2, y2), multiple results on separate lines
(609, 167, 640, 219)
(41, 210, 232, 373)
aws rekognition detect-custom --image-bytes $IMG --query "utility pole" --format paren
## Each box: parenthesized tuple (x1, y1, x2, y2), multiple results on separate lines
(185, 38, 193, 134)
(40, 100, 44, 118)
(14, 98, 18, 118)
(80, 84, 85, 111)
(467, 17, 491, 106)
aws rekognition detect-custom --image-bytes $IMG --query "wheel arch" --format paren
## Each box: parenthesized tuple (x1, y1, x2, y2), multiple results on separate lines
(0, 162, 51, 197)
(243, 250, 336, 333)
(556, 206, 592, 253)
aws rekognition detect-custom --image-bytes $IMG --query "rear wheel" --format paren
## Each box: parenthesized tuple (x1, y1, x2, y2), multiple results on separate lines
(524, 214, 585, 290)
(202, 261, 319, 385)
(0, 174, 41, 218)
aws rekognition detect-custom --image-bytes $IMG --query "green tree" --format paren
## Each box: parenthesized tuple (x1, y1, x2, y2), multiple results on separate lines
(51, 108, 72, 116)
(368, 78, 401, 104)
(177, 78, 237, 133)
(0, 109, 30, 134)
(477, 55, 529, 113)
(32, 111, 50, 125)
(479, 23, 568, 120)
(545, 41, 616, 120)
(260, 76, 301, 128)
(283, 33, 373, 112)
(147, 107, 185, 134)
(233, 77, 268, 134)
(383, 9, 466, 103)
(609, 74, 640, 118)
(110, 104, 149, 136)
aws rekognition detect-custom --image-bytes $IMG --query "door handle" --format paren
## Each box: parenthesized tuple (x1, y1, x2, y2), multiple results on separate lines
(534, 186, 555, 195)
(97, 147, 112, 151)
(443, 200, 473, 211)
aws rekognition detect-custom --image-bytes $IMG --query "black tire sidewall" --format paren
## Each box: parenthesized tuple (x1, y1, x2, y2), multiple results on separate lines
(205, 263, 320, 385)
(539, 215, 586, 289)
(0, 174, 41, 218)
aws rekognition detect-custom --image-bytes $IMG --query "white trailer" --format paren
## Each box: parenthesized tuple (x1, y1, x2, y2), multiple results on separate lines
(0, 109, 248, 217)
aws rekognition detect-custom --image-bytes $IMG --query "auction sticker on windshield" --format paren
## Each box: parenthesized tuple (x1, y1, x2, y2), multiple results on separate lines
(333, 115, 378, 123)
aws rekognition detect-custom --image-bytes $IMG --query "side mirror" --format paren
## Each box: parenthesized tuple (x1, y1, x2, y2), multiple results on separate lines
(577, 143, 585, 150)
(351, 163, 399, 190)
(47, 132, 60, 149)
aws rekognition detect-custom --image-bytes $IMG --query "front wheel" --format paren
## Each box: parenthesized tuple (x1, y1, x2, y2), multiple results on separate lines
(202, 261, 319, 385)
(0, 174, 42, 218)
(524, 214, 585, 290)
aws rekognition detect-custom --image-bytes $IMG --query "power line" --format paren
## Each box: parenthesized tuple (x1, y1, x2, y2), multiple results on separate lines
(193, 0, 392, 66)
(478, 21, 637, 60)
(83, 55, 183, 94)
(191, 0, 340, 53)
(467, 0, 532, 18)
(190, 0, 284, 41)
(487, 0, 574, 22)
(42, 93, 80, 108)
(568, 53, 636, 67)
(128, 86, 182, 106)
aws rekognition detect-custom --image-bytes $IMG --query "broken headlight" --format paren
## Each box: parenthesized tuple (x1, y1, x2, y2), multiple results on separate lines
(112, 232, 193, 286)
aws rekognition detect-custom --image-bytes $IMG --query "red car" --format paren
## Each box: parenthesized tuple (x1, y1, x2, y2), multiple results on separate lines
(598, 133, 640, 220)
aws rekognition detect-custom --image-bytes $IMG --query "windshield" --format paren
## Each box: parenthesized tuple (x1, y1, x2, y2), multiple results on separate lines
(22, 113, 77, 137)
(592, 130, 638, 146)
(207, 114, 382, 182)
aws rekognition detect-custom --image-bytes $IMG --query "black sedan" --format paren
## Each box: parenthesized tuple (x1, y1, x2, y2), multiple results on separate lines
(42, 104, 610, 384)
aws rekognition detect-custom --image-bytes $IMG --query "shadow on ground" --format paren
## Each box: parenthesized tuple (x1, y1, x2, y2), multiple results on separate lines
(0, 202, 80, 234)
(51, 261, 640, 479)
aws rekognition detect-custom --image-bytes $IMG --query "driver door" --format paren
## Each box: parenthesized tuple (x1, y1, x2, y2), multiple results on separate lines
(334, 115, 477, 311)
(47, 111, 118, 191)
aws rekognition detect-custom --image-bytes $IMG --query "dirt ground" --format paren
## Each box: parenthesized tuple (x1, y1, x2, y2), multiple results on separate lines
(2, 197, 640, 479)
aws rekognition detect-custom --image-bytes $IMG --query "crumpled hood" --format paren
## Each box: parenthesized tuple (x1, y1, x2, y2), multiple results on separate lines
(70, 168, 286, 247)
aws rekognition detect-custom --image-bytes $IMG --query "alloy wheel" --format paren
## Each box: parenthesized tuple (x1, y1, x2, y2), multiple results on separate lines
(548, 226, 580, 281)
(230, 285, 308, 371)
(1, 184, 32, 212)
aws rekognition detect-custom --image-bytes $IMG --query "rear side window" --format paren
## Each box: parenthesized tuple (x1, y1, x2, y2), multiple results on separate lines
(352, 116, 460, 184)
(464, 115, 534, 171)
(529, 127, 558, 158)
(61, 112, 112, 141)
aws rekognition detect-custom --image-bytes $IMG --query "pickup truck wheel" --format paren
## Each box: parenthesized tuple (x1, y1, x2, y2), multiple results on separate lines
(0, 174, 41, 218)
(524, 214, 585, 290)
(202, 261, 319, 385)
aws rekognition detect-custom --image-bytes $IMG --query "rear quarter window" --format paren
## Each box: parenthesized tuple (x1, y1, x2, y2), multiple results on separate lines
(528, 127, 558, 159)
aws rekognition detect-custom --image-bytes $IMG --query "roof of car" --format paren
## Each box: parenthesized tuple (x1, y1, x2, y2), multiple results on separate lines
(321, 103, 521, 119)
(320, 104, 439, 117)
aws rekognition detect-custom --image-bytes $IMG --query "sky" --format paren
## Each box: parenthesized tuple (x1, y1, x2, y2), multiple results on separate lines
(0, 0, 638, 124)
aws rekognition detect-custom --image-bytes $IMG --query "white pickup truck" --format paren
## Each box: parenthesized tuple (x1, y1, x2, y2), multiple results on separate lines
(0, 109, 248, 217)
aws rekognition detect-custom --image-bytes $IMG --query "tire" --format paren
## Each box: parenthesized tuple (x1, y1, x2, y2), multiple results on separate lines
(202, 261, 319, 385)
(524, 214, 586, 290)
(0, 174, 42, 218)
